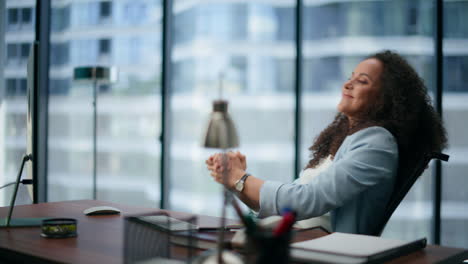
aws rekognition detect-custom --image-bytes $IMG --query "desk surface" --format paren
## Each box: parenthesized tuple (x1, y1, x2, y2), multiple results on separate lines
(0, 200, 467, 264)
(0, 200, 239, 263)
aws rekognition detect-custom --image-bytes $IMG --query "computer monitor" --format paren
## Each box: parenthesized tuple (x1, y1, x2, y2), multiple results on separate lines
(0, 42, 45, 227)
(26, 41, 38, 197)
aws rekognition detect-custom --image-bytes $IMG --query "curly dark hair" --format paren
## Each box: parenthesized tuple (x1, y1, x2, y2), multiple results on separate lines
(306, 50, 447, 175)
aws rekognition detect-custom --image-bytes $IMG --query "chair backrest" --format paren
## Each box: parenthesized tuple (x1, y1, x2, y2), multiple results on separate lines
(371, 152, 449, 236)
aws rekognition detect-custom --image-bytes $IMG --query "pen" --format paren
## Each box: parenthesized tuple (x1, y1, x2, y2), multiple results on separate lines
(243, 213, 258, 235)
(273, 211, 296, 237)
(230, 197, 258, 234)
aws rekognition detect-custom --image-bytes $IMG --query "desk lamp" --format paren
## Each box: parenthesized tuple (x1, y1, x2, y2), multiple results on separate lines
(73, 66, 118, 200)
(202, 76, 241, 264)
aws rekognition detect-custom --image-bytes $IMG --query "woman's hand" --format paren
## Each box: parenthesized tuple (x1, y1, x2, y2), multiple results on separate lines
(236, 151, 247, 171)
(206, 153, 223, 174)
(205, 153, 226, 185)
(206, 151, 263, 211)
(205, 152, 247, 189)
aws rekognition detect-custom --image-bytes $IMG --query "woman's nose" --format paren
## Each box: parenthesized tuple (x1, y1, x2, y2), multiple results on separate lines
(344, 79, 353, 89)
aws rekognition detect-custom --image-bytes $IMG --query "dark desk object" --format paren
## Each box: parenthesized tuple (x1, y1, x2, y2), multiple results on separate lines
(0, 200, 467, 264)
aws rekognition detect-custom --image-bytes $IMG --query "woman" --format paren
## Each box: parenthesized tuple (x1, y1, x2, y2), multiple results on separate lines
(206, 50, 447, 235)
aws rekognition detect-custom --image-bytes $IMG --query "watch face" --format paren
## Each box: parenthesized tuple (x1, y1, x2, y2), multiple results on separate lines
(235, 181, 244, 192)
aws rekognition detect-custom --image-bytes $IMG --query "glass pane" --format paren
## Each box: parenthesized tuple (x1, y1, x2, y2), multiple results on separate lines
(170, 1, 296, 216)
(301, 0, 435, 240)
(48, 0, 162, 207)
(21, 8, 32, 24)
(442, 0, 468, 248)
(0, 1, 36, 206)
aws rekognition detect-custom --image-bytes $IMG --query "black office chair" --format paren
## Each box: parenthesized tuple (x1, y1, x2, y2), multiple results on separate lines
(371, 152, 450, 236)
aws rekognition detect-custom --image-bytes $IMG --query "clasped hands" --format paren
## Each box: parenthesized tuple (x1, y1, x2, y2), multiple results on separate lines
(206, 151, 247, 190)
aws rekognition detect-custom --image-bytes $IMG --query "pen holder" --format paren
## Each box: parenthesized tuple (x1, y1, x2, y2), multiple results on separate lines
(123, 212, 198, 264)
(244, 230, 292, 264)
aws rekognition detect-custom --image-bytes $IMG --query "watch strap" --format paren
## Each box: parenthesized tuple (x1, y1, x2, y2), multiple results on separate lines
(234, 173, 251, 192)
(240, 173, 251, 183)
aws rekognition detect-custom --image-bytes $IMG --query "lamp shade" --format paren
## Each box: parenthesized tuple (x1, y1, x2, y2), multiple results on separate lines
(73, 66, 118, 83)
(203, 100, 239, 149)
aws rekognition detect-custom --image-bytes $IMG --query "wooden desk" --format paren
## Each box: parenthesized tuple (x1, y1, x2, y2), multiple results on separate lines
(1, 200, 467, 264)
(0, 200, 236, 263)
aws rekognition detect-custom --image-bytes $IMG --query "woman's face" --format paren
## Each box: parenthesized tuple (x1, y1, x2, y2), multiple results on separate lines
(337, 58, 383, 122)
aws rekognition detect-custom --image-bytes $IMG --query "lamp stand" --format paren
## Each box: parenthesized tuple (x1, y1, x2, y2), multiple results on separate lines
(217, 152, 228, 264)
(73, 66, 118, 201)
(92, 78, 98, 200)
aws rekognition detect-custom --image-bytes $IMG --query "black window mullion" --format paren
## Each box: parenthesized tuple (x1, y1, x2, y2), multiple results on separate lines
(160, 0, 173, 209)
(294, 0, 303, 180)
(33, 0, 51, 203)
(432, 0, 444, 245)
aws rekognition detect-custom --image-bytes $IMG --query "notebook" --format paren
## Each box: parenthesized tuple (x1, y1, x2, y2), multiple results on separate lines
(291, 232, 426, 264)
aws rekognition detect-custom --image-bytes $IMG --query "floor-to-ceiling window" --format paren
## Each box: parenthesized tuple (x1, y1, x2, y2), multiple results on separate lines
(300, 0, 437, 242)
(442, 0, 468, 248)
(169, 1, 296, 216)
(10, 0, 464, 248)
(47, 0, 162, 207)
(0, 0, 36, 206)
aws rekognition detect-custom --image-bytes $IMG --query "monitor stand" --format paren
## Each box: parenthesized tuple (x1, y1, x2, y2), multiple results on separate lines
(0, 154, 46, 228)
(0, 218, 45, 227)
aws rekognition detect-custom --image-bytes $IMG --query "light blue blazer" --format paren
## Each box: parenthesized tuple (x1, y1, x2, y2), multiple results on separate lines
(258, 126, 399, 235)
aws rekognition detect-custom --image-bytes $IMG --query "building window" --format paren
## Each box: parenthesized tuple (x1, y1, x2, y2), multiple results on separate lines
(7, 8, 34, 29)
(8, 8, 19, 25)
(50, 79, 71, 95)
(99, 39, 111, 56)
(276, 7, 294, 41)
(19, 79, 28, 95)
(407, 3, 419, 35)
(51, 6, 70, 32)
(445, 56, 468, 92)
(50, 42, 70, 66)
(5, 78, 27, 96)
(6, 44, 17, 61)
(99, 1, 112, 19)
(21, 43, 30, 60)
(6, 79, 17, 96)
(6, 43, 31, 64)
(99, 84, 110, 93)
(124, 2, 146, 25)
(21, 8, 33, 24)
(444, 1, 468, 38)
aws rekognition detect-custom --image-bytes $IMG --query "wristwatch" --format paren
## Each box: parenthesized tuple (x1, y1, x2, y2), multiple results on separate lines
(234, 173, 251, 193)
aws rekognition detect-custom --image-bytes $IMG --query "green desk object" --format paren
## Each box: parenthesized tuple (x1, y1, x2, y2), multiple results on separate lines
(41, 218, 77, 238)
